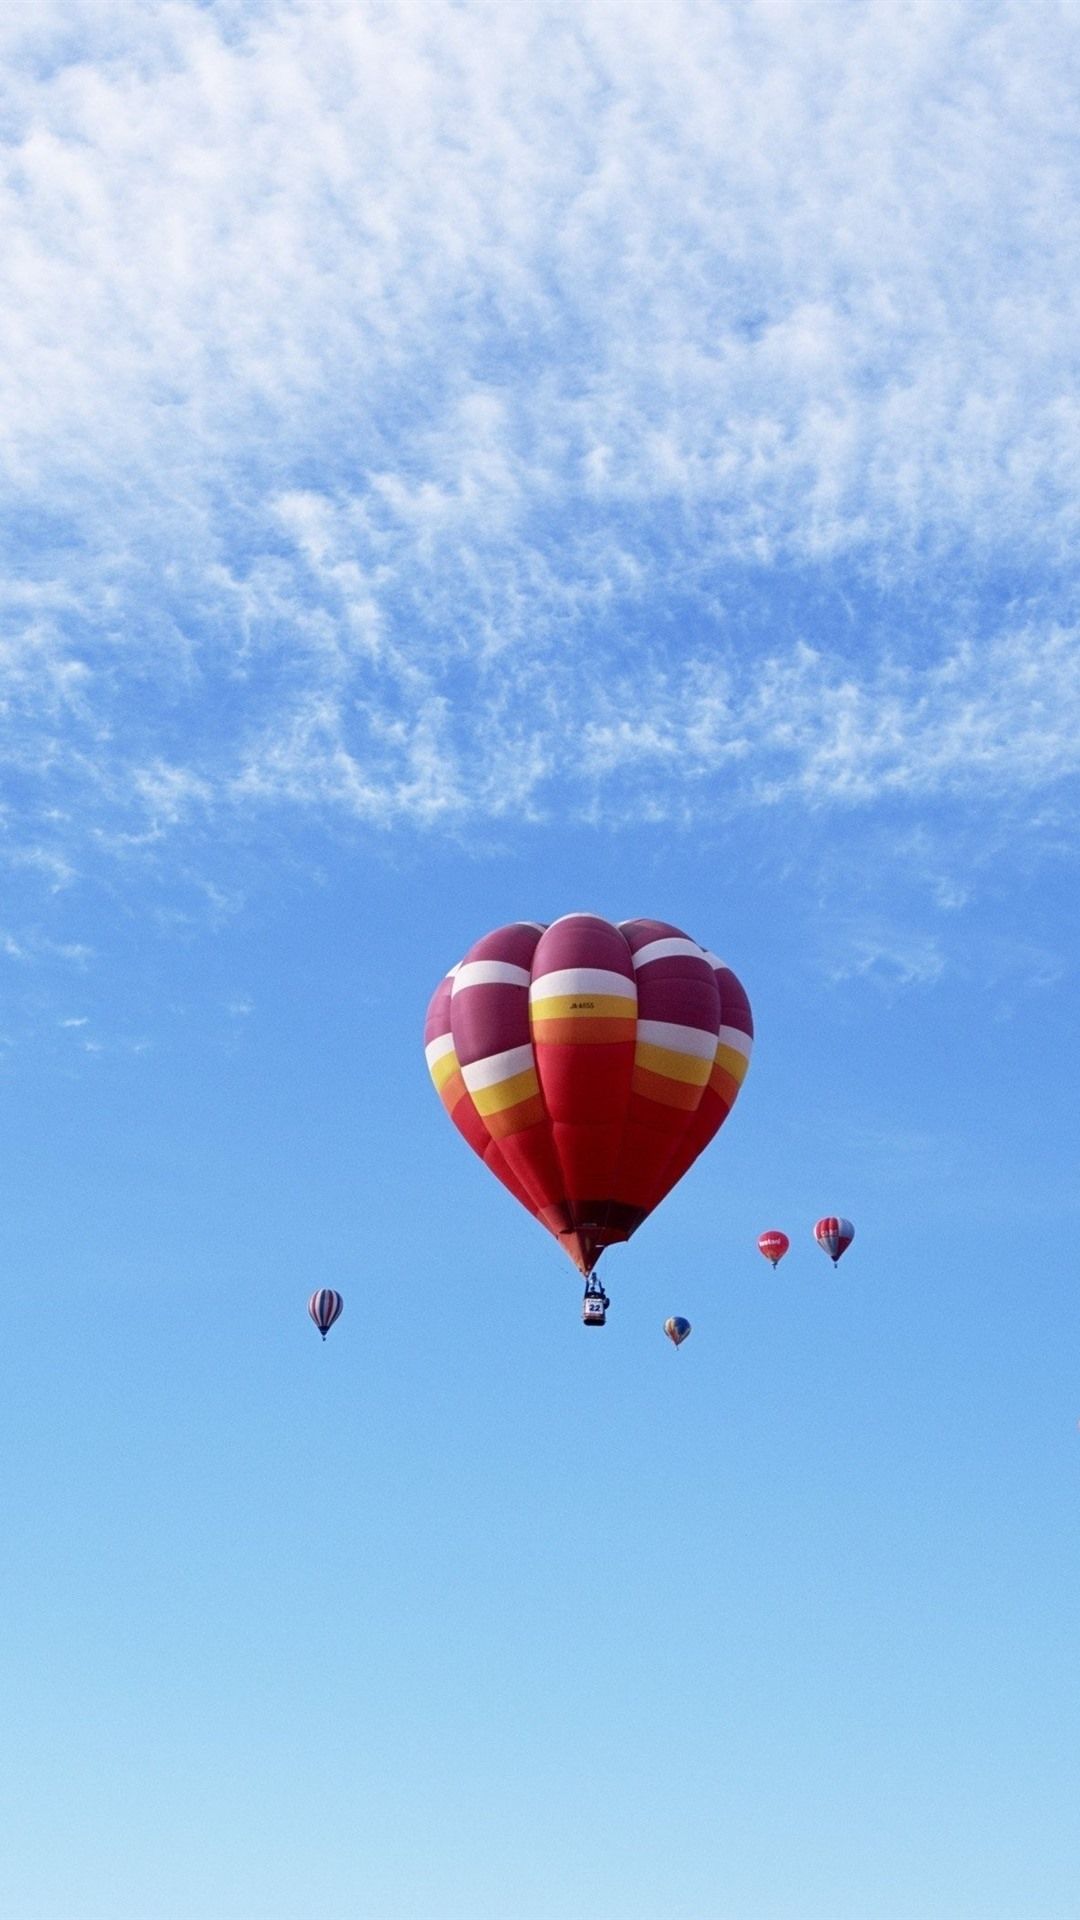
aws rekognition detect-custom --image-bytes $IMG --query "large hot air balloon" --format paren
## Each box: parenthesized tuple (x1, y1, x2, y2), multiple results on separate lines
(814, 1217, 854, 1266)
(308, 1289, 344, 1339)
(664, 1316, 692, 1347)
(424, 914, 752, 1310)
(758, 1229, 789, 1268)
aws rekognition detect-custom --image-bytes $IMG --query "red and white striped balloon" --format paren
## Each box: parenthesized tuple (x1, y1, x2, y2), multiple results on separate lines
(308, 1289, 344, 1339)
(814, 1218, 854, 1266)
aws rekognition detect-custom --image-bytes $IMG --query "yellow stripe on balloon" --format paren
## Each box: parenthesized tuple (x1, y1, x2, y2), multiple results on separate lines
(530, 993, 636, 1022)
(633, 1041, 713, 1088)
(714, 1043, 750, 1085)
(429, 1049, 460, 1094)
(470, 1067, 541, 1117)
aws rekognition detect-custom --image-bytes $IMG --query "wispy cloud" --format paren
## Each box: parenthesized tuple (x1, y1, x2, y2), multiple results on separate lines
(1, 0, 1079, 867)
(580, 626, 1080, 808)
(0, 926, 93, 965)
(825, 920, 947, 993)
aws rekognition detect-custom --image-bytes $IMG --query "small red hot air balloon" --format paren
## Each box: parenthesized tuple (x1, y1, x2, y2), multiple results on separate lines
(308, 1289, 344, 1339)
(757, 1229, 789, 1269)
(814, 1218, 854, 1267)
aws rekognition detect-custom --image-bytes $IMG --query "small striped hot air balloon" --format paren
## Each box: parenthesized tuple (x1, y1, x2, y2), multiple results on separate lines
(664, 1316, 692, 1347)
(308, 1289, 344, 1340)
(758, 1229, 789, 1269)
(424, 915, 752, 1310)
(814, 1218, 854, 1267)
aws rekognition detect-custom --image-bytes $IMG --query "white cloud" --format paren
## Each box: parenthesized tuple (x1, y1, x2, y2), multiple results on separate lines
(1, 0, 1079, 864)
(0, 927, 92, 965)
(826, 922, 947, 992)
(576, 625, 1080, 811)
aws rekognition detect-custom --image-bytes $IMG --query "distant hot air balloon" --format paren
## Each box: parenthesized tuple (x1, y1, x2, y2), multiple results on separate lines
(814, 1218, 854, 1266)
(308, 1289, 344, 1339)
(758, 1229, 789, 1268)
(424, 915, 753, 1311)
(664, 1316, 692, 1347)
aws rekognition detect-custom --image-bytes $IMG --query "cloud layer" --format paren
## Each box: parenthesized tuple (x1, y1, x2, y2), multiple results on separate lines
(2, 0, 1079, 859)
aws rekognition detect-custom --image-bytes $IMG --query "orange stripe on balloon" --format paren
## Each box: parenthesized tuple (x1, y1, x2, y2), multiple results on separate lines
(709, 1060, 741, 1105)
(483, 1094, 547, 1139)
(630, 1064, 703, 1110)
(438, 1068, 467, 1112)
(531, 1016, 637, 1045)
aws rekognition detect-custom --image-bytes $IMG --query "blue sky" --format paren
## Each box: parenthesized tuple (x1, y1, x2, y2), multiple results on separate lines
(2, 4, 1079, 1917)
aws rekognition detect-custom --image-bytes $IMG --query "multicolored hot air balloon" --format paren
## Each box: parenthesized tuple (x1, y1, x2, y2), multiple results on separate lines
(664, 1316, 692, 1347)
(424, 914, 752, 1302)
(308, 1289, 344, 1339)
(758, 1229, 790, 1269)
(814, 1218, 854, 1266)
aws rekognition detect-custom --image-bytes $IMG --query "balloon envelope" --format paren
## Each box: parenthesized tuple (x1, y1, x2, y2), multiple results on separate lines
(308, 1289, 344, 1338)
(814, 1217, 855, 1264)
(758, 1229, 790, 1266)
(425, 915, 753, 1275)
(664, 1316, 692, 1346)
